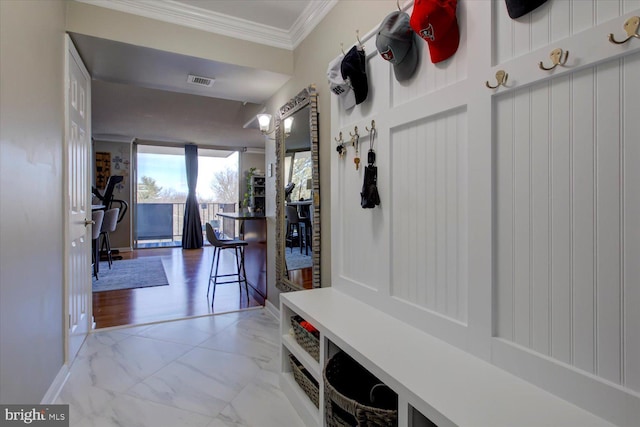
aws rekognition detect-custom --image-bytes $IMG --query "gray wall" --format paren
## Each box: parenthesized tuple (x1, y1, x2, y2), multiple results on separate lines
(0, 0, 67, 403)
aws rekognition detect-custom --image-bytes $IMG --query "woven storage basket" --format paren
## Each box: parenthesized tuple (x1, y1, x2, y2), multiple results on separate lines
(290, 315, 320, 361)
(288, 353, 319, 408)
(323, 352, 398, 427)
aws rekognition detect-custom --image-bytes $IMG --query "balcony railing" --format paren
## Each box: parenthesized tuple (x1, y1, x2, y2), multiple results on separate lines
(135, 202, 238, 247)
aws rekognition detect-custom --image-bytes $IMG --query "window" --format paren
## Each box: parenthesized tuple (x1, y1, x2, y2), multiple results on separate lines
(134, 144, 239, 247)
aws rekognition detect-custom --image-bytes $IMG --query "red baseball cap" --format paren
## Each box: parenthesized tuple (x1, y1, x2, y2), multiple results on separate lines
(410, 0, 459, 64)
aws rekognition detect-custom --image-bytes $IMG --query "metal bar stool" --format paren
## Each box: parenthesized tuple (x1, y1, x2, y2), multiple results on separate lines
(205, 222, 248, 305)
(91, 210, 104, 279)
(286, 205, 305, 254)
(99, 207, 119, 269)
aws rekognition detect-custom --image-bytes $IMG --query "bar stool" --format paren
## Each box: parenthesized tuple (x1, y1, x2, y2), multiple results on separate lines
(100, 207, 119, 269)
(286, 205, 305, 254)
(91, 210, 104, 279)
(205, 222, 248, 305)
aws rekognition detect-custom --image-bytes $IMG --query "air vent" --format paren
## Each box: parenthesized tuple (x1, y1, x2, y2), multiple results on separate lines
(187, 74, 215, 87)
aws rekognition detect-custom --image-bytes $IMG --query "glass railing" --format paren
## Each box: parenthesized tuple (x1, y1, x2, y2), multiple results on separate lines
(135, 202, 238, 248)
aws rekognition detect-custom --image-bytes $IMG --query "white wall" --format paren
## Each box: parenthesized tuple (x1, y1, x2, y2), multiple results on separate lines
(328, 1, 640, 425)
(0, 0, 67, 403)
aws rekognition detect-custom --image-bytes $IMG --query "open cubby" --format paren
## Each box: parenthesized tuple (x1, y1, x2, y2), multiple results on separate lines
(280, 288, 614, 427)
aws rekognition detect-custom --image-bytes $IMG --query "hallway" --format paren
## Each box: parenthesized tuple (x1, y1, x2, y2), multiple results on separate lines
(57, 309, 303, 426)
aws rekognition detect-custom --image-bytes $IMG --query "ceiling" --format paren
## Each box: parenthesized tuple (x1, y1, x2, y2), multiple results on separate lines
(71, 0, 334, 148)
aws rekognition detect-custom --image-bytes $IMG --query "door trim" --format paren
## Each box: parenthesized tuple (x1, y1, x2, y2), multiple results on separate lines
(63, 34, 92, 364)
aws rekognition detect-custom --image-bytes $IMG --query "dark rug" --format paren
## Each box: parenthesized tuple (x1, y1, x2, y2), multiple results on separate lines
(93, 256, 169, 292)
(285, 249, 312, 271)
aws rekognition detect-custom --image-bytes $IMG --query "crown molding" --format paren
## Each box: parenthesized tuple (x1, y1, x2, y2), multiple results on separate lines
(290, 0, 338, 49)
(75, 0, 337, 51)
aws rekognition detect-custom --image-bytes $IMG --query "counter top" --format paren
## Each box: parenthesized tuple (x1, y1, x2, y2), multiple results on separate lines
(217, 212, 266, 220)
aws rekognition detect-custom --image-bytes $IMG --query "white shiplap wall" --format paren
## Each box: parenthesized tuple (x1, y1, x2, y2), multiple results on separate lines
(330, 1, 639, 425)
(390, 110, 468, 323)
(495, 53, 640, 390)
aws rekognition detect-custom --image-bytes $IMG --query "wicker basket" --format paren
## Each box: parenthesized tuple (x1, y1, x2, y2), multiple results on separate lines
(323, 352, 398, 427)
(288, 353, 319, 408)
(290, 315, 320, 361)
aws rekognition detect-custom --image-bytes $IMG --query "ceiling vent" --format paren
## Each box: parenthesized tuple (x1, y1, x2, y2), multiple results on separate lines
(187, 74, 215, 87)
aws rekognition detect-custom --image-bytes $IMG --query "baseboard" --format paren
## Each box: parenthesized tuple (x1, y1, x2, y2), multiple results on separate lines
(265, 299, 279, 320)
(41, 364, 70, 404)
(113, 246, 132, 253)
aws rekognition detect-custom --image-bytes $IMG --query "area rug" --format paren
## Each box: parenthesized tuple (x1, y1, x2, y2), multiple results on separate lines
(93, 256, 169, 292)
(285, 249, 312, 271)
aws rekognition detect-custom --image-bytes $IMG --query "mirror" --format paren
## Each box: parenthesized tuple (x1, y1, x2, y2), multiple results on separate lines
(275, 85, 320, 292)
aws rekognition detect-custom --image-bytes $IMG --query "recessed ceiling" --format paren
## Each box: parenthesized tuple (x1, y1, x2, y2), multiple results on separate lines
(75, 0, 337, 49)
(70, 0, 336, 147)
(172, 0, 310, 31)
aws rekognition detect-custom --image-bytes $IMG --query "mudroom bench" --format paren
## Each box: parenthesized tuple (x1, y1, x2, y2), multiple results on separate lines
(279, 287, 613, 427)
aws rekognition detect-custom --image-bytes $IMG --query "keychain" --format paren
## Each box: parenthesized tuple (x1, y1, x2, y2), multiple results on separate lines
(350, 126, 360, 170)
(353, 135, 360, 170)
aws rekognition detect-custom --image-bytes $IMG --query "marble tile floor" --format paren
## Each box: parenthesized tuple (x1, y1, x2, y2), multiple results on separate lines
(56, 308, 305, 427)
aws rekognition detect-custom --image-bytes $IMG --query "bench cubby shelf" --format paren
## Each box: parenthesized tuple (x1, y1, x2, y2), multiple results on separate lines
(280, 288, 614, 427)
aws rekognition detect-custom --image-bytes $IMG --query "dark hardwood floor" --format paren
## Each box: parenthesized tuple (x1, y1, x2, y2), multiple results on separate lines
(92, 246, 312, 329)
(287, 268, 314, 290)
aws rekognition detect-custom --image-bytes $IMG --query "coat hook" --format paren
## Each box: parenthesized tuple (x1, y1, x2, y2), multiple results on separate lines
(356, 30, 363, 49)
(396, 0, 401, 11)
(486, 70, 508, 89)
(340, 42, 345, 55)
(365, 120, 376, 133)
(608, 16, 640, 44)
(349, 126, 359, 138)
(539, 48, 569, 71)
(335, 132, 346, 158)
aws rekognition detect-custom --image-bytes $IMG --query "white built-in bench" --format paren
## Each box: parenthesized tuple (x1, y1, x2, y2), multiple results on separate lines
(280, 287, 615, 427)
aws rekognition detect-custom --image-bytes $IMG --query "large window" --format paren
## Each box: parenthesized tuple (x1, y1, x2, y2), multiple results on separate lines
(134, 144, 239, 247)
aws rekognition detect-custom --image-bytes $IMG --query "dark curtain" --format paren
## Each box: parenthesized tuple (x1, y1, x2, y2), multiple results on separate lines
(182, 144, 203, 248)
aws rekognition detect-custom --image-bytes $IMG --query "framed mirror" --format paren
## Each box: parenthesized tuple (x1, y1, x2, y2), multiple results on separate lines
(275, 85, 320, 292)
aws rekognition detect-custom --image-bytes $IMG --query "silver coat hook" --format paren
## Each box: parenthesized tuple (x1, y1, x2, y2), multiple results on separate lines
(486, 70, 508, 89)
(356, 30, 363, 49)
(396, 0, 401, 11)
(539, 48, 569, 71)
(340, 42, 345, 55)
(349, 126, 359, 138)
(365, 120, 376, 133)
(608, 16, 640, 44)
(334, 132, 343, 143)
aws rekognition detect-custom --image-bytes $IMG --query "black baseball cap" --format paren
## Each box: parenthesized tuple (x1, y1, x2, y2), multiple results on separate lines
(505, 0, 548, 19)
(341, 46, 368, 105)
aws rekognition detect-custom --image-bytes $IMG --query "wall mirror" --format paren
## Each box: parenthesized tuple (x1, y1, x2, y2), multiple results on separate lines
(275, 85, 320, 292)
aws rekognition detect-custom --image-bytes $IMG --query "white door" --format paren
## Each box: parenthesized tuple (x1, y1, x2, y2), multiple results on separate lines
(65, 35, 92, 362)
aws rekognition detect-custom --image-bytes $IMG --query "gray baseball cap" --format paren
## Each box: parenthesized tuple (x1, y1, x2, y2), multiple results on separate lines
(376, 11, 419, 82)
